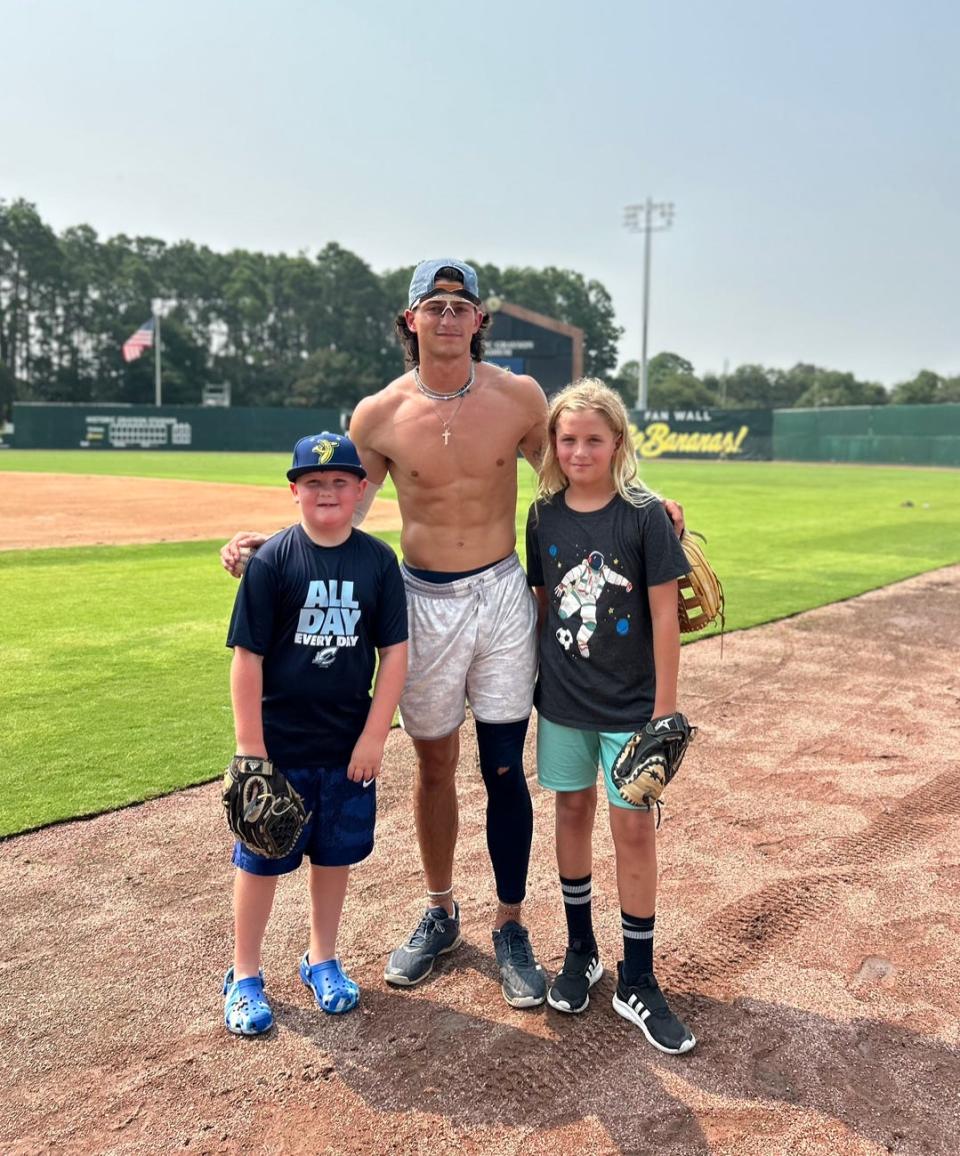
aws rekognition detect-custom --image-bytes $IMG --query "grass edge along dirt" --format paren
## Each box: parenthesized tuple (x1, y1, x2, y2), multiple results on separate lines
(2, 458, 958, 836)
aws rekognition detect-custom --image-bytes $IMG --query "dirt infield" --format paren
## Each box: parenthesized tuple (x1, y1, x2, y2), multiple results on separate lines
(0, 472, 403, 549)
(3, 560, 959, 1154)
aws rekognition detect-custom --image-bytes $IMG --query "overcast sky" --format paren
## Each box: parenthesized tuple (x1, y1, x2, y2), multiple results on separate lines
(3, 0, 957, 386)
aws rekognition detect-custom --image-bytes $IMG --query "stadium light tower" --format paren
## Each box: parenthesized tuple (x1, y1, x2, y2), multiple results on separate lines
(623, 199, 675, 412)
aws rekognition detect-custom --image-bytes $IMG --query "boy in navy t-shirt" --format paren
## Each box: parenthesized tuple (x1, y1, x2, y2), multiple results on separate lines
(222, 432, 408, 1035)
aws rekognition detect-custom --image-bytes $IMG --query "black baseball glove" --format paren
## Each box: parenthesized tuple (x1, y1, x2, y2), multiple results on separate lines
(610, 713, 696, 810)
(222, 756, 311, 859)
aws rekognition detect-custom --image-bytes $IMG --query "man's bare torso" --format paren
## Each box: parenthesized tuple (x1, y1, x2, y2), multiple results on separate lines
(350, 364, 547, 571)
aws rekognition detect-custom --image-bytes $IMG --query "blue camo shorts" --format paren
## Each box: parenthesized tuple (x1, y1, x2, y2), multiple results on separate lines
(231, 764, 376, 876)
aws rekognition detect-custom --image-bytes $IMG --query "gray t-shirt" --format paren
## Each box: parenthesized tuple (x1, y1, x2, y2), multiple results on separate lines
(525, 492, 689, 730)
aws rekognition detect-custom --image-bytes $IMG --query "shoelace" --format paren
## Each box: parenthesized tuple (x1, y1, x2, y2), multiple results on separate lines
(499, 926, 534, 965)
(408, 908, 449, 947)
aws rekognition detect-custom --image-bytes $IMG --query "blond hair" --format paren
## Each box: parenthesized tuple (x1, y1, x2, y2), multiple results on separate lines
(536, 378, 657, 507)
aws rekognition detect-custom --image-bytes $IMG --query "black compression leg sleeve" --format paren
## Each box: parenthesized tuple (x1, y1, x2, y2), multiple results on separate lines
(474, 718, 533, 907)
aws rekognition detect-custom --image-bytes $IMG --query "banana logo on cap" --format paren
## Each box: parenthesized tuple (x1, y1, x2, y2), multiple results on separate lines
(312, 438, 337, 465)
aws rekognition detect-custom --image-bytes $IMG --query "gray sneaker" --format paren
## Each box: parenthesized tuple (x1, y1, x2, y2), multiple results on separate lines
(492, 921, 547, 1008)
(384, 902, 462, 986)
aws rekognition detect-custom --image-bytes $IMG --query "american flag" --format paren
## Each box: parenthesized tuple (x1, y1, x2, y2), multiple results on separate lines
(122, 318, 155, 363)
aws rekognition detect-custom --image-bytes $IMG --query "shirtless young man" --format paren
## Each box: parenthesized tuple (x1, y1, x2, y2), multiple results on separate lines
(353, 260, 549, 1007)
(221, 259, 684, 1009)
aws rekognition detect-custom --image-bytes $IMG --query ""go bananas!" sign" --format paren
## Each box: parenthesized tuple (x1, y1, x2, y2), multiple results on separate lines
(632, 421, 749, 459)
(627, 409, 767, 460)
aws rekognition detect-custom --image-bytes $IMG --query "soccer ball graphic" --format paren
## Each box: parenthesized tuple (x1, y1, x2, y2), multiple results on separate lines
(556, 627, 573, 651)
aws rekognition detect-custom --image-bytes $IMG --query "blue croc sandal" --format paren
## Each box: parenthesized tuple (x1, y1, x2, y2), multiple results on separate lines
(299, 952, 360, 1014)
(223, 967, 274, 1036)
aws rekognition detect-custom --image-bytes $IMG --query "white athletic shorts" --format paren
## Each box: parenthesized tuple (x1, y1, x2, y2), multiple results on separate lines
(399, 553, 538, 740)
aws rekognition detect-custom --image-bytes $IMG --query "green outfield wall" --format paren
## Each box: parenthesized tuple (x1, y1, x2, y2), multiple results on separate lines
(11, 403, 342, 451)
(773, 404, 960, 466)
(12, 401, 958, 466)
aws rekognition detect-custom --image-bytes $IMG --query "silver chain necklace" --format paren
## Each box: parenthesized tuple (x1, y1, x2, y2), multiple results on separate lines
(414, 362, 476, 401)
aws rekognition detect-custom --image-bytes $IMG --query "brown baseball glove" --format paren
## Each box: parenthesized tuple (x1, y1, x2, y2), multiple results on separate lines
(677, 530, 725, 634)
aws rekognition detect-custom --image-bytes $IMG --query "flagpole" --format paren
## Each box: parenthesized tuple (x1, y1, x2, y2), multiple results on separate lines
(154, 309, 162, 406)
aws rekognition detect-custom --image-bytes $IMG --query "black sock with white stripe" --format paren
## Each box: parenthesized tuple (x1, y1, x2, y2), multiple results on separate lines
(621, 910, 655, 984)
(560, 874, 595, 951)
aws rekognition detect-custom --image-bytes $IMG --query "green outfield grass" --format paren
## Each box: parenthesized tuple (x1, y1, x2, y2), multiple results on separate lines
(0, 448, 400, 500)
(0, 448, 293, 486)
(1, 455, 957, 837)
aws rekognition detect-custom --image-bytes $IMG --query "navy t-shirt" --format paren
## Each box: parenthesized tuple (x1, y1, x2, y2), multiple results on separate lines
(525, 492, 689, 730)
(226, 525, 408, 765)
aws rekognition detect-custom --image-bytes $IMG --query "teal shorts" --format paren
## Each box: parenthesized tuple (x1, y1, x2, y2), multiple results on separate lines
(536, 716, 641, 810)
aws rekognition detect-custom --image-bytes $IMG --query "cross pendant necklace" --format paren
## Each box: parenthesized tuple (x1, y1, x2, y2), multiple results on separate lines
(432, 395, 465, 446)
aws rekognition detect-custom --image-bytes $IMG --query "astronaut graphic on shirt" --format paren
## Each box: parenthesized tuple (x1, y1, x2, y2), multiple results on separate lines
(554, 550, 633, 657)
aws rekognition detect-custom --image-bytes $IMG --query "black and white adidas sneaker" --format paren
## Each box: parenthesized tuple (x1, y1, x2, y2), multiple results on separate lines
(612, 963, 696, 1054)
(547, 942, 604, 1014)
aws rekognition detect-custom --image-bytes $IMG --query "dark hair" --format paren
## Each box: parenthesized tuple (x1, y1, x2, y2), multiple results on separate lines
(435, 265, 466, 284)
(394, 310, 491, 367)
